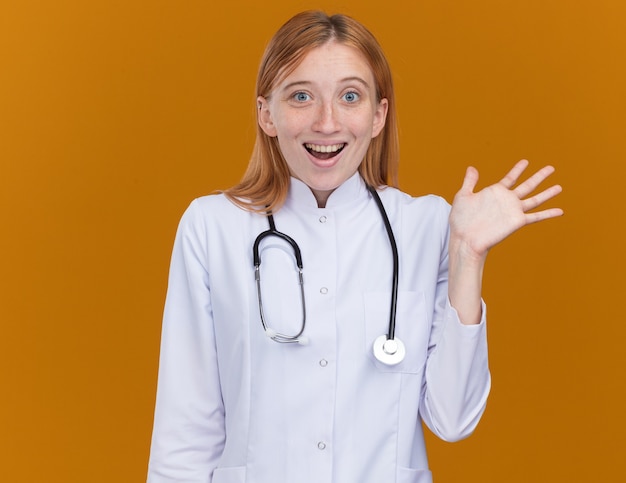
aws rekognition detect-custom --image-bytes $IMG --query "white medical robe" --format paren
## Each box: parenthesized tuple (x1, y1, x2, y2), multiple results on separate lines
(147, 173, 491, 483)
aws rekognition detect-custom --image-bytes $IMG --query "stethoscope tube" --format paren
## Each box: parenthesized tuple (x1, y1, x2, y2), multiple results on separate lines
(366, 185, 399, 341)
(253, 214, 304, 269)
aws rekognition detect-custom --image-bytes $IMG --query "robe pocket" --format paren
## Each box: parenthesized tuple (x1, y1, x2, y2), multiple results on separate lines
(212, 465, 246, 483)
(397, 466, 433, 483)
(364, 291, 430, 374)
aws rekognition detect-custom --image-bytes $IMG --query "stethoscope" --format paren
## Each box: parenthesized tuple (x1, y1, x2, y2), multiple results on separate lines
(253, 185, 405, 365)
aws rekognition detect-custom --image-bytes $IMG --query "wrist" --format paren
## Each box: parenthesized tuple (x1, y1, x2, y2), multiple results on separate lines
(448, 234, 488, 267)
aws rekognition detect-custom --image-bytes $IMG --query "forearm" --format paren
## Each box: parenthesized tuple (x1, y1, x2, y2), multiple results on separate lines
(447, 234, 487, 326)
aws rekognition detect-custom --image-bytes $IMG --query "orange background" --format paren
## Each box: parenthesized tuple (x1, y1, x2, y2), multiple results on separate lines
(1, 1, 624, 481)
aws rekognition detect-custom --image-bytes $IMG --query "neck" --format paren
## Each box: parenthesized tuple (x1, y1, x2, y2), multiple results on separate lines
(310, 187, 334, 208)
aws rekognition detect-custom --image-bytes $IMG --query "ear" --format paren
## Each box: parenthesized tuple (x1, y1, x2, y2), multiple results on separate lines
(371, 98, 388, 138)
(257, 96, 277, 137)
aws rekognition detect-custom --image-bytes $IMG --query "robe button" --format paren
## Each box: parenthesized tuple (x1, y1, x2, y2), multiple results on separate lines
(317, 442, 327, 450)
(319, 215, 327, 223)
(319, 359, 328, 367)
(320, 287, 328, 294)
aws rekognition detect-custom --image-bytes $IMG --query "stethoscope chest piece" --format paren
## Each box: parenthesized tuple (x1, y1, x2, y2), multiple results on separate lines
(373, 334, 406, 365)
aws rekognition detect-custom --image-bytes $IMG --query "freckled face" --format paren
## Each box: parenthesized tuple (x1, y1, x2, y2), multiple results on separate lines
(257, 41, 388, 206)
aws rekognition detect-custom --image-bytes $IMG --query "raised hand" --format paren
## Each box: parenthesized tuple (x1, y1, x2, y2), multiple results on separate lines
(449, 159, 563, 260)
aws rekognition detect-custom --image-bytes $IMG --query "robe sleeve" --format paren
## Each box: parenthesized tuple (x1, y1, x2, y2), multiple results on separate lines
(147, 200, 225, 482)
(419, 201, 491, 442)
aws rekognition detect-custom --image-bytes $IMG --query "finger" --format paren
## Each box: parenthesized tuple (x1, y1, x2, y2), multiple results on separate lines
(514, 165, 557, 199)
(499, 159, 530, 189)
(459, 166, 479, 194)
(521, 184, 562, 211)
(524, 207, 564, 225)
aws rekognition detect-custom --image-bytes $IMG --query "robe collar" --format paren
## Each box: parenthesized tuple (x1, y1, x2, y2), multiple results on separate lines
(285, 172, 369, 210)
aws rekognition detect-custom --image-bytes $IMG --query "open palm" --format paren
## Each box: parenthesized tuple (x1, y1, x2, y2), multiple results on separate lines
(449, 159, 563, 258)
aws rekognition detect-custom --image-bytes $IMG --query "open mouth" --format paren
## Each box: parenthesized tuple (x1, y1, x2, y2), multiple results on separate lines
(304, 143, 345, 160)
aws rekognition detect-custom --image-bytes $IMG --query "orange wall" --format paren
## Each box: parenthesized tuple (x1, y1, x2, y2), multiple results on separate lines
(1, 1, 624, 481)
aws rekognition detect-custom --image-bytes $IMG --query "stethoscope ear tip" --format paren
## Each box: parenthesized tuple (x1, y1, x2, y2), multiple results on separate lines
(265, 327, 309, 345)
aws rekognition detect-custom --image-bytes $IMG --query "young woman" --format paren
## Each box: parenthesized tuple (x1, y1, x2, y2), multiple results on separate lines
(147, 11, 562, 483)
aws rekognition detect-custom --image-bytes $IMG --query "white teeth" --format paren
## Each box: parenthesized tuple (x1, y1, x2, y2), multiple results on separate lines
(305, 143, 344, 153)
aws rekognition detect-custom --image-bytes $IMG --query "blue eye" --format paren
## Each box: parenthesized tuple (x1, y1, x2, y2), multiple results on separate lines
(343, 91, 360, 103)
(293, 91, 311, 102)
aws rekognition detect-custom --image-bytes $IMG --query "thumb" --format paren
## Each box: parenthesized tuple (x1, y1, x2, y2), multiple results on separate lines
(459, 166, 479, 194)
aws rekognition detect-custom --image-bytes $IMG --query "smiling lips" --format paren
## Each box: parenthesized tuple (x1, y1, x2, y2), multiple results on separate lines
(304, 143, 346, 160)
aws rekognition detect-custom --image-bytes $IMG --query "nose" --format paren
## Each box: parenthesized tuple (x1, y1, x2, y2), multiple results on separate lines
(311, 101, 340, 134)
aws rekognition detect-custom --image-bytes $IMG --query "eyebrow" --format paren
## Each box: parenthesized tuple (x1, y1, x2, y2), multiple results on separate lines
(281, 76, 371, 92)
